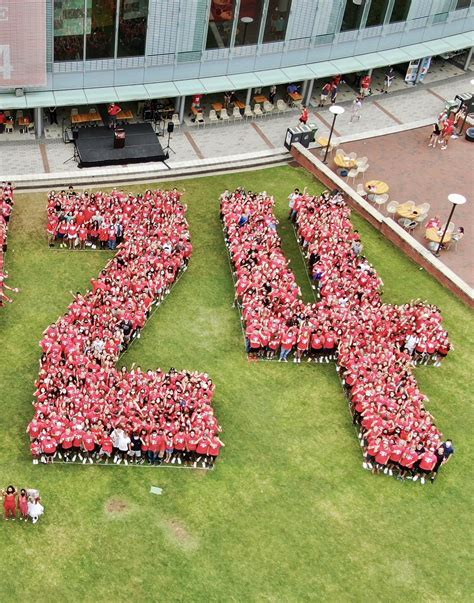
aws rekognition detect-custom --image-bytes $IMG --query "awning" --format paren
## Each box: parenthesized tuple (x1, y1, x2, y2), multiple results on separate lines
(84, 87, 118, 104)
(0, 93, 27, 109)
(255, 69, 288, 85)
(53, 89, 87, 106)
(308, 62, 339, 79)
(201, 76, 234, 93)
(145, 82, 179, 98)
(281, 65, 315, 81)
(26, 91, 56, 108)
(228, 72, 263, 89)
(331, 57, 367, 74)
(376, 48, 413, 65)
(114, 84, 148, 102)
(174, 79, 203, 96)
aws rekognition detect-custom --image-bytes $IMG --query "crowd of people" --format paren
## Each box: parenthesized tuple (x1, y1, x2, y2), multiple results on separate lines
(221, 187, 453, 482)
(0, 182, 19, 306)
(29, 188, 223, 469)
(2, 486, 44, 523)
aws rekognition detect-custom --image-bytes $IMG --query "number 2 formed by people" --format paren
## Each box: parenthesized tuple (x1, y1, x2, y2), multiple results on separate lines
(221, 188, 451, 478)
(28, 189, 222, 464)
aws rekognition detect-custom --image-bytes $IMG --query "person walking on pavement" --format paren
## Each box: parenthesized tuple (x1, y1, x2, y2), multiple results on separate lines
(350, 96, 363, 122)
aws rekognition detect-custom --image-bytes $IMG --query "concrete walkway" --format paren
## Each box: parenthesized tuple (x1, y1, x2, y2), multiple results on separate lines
(1, 71, 473, 178)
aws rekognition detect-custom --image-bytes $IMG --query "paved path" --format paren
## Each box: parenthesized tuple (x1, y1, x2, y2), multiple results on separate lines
(1, 71, 473, 176)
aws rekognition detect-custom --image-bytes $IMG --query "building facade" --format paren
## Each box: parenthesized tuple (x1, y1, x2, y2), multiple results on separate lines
(0, 0, 473, 115)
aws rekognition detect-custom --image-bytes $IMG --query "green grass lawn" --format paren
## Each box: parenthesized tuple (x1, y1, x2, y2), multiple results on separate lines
(0, 166, 472, 602)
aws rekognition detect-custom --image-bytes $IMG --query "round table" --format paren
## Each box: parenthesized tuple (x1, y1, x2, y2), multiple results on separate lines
(365, 180, 389, 195)
(334, 155, 357, 169)
(425, 228, 452, 243)
(397, 204, 421, 220)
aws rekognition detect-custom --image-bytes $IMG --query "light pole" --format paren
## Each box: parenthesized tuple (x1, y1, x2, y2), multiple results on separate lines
(434, 193, 467, 257)
(323, 105, 344, 164)
(241, 17, 254, 45)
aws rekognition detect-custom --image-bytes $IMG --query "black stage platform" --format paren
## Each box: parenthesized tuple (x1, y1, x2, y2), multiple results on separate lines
(75, 123, 168, 168)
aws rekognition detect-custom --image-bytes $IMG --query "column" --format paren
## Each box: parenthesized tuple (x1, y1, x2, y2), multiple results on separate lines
(302, 80, 308, 99)
(245, 87, 252, 107)
(464, 47, 473, 71)
(304, 79, 315, 106)
(34, 107, 44, 139)
(179, 95, 186, 124)
(175, 96, 181, 115)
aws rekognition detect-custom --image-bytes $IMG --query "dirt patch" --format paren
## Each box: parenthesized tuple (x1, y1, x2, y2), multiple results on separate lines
(105, 498, 130, 516)
(162, 518, 198, 551)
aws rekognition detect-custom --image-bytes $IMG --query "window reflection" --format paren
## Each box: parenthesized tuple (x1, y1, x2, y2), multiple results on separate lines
(389, 0, 411, 23)
(86, 0, 117, 60)
(206, 0, 237, 49)
(235, 0, 264, 46)
(366, 0, 389, 27)
(455, 0, 471, 8)
(340, 1, 364, 32)
(262, 0, 292, 43)
(118, 0, 148, 57)
(54, 0, 86, 62)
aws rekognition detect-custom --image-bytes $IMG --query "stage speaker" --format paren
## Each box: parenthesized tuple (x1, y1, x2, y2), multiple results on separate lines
(72, 127, 79, 140)
(167, 121, 174, 134)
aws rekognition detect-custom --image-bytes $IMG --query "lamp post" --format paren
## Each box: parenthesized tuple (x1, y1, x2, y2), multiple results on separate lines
(434, 193, 467, 257)
(241, 16, 254, 45)
(323, 105, 344, 164)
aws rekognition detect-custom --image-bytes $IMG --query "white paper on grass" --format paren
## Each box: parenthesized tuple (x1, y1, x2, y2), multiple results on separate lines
(150, 486, 163, 495)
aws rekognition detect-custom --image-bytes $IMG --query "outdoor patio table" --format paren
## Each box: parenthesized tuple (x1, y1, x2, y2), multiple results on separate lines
(425, 228, 452, 243)
(365, 180, 389, 195)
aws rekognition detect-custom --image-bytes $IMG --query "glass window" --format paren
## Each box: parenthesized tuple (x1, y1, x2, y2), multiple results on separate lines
(86, 0, 117, 60)
(206, 0, 237, 49)
(366, 0, 389, 27)
(389, 0, 411, 23)
(340, 1, 365, 32)
(235, 0, 264, 46)
(455, 0, 471, 9)
(262, 0, 292, 43)
(54, 0, 87, 62)
(117, 0, 148, 57)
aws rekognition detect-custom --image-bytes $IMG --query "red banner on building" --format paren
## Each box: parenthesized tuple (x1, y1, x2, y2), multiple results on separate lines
(0, 0, 46, 88)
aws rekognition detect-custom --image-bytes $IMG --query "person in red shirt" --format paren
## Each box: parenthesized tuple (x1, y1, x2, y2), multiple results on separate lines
(299, 106, 309, 125)
(194, 433, 211, 468)
(417, 450, 438, 484)
(107, 102, 122, 129)
(207, 435, 225, 468)
(98, 432, 113, 463)
(146, 430, 160, 465)
(41, 436, 57, 463)
(82, 431, 96, 464)
(185, 430, 199, 465)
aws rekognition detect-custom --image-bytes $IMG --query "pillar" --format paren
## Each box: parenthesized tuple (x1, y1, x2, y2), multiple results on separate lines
(245, 87, 252, 107)
(301, 80, 308, 99)
(179, 95, 186, 124)
(464, 46, 473, 71)
(367, 68, 373, 76)
(304, 79, 315, 106)
(34, 107, 44, 139)
(175, 96, 181, 114)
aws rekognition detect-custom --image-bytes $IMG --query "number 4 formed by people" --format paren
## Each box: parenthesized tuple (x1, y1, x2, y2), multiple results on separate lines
(221, 188, 451, 480)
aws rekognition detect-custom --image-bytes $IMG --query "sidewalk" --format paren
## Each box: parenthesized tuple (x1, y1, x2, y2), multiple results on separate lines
(1, 71, 473, 177)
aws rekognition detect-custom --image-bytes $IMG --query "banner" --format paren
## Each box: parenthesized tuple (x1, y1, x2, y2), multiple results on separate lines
(0, 0, 46, 88)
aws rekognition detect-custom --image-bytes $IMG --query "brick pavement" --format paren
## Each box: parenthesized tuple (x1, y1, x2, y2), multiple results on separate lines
(328, 126, 474, 287)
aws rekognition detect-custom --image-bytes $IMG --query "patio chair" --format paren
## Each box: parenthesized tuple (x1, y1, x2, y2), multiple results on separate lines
(253, 103, 264, 118)
(276, 99, 288, 114)
(244, 105, 254, 120)
(172, 113, 181, 129)
(356, 156, 368, 167)
(347, 168, 359, 184)
(220, 108, 230, 123)
(209, 109, 219, 125)
(232, 107, 243, 122)
(386, 200, 399, 218)
(356, 183, 367, 197)
(263, 101, 274, 117)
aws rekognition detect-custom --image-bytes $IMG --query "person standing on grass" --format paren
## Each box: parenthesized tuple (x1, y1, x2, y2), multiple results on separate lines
(18, 489, 29, 521)
(2, 485, 17, 520)
(350, 96, 363, 122)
